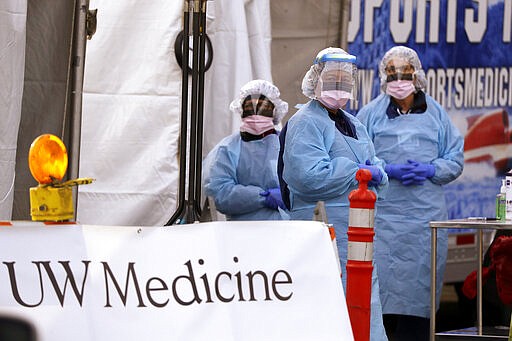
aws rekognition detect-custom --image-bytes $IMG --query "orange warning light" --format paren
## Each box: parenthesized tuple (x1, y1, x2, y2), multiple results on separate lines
(28, 134, 68, 184)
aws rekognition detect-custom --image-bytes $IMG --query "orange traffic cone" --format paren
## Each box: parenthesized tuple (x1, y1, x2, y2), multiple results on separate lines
(346, 169, 376, 341)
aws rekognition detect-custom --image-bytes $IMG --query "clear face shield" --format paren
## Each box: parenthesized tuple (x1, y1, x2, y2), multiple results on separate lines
(241, 95, 275, 118)
(315, 61, 358, 102)
(384, 58, 415, 83)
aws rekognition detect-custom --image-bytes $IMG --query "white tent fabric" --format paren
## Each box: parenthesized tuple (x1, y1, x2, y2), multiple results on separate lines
(203, 0, 273, 151)
(78, 0, 272, 226)
(0, 1, 27, 219)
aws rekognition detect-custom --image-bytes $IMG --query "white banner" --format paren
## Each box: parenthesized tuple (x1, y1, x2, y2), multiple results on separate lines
(0, 220, 353, 341)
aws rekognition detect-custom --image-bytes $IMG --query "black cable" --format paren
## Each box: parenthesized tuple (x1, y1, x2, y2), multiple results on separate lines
(174, 29, 213, 73)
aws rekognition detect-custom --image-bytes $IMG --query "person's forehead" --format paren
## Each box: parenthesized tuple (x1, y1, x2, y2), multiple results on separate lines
(386, 57, 412, 69)
(321, 69, 352, 80)
(243, 95, 273, 106)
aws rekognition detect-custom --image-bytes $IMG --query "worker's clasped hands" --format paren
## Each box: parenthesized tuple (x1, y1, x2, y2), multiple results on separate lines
(385, 159, 435, 186)
(358, 160, 384, 187)
(260, 187, 286, 210)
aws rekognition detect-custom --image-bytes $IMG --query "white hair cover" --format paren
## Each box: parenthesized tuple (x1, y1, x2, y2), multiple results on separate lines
(229, 79, 288, 124)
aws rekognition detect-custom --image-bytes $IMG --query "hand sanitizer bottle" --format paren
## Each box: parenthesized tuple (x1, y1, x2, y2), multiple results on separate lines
(497, 179, 506, 221)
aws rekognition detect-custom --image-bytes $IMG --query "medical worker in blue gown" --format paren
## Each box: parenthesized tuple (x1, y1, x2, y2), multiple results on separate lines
(203, 79, 289, 221)
(279, 47, 389, 341)
(357, 46, 464, 341)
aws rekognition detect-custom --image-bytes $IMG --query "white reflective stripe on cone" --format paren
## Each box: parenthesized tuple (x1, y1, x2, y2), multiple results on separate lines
(347, 241, 374, 261)
(348, 208, 374, 228)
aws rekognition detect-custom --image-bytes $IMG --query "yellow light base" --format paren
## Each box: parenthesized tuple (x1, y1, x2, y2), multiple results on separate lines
(29, 185, 74, 222)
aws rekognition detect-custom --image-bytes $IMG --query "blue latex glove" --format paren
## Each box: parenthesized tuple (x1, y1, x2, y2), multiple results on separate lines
(399, 160, 435, 186)
(406, 159, 436, 178)
(384, 163, 415, 180)
(358, 160, 383, 187)
(400, 172, 427, 186)
(260, 188, 286, 210)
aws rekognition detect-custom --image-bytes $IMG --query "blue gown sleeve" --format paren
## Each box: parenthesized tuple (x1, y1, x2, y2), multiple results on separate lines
(203, 145, 266, 215)
(283, 115, 359, 200)
(368, 154, 389, 198)
(353, 115, 389, 197)
(430, 103, 464, 185)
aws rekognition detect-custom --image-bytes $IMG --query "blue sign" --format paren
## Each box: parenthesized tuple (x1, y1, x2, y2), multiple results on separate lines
(349, 0, 512, 218)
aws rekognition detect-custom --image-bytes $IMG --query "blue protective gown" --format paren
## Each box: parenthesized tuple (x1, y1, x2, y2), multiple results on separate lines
(282, 99, 389, 341)
(357, 93, 464, 318)
(203, 132, 286, 221)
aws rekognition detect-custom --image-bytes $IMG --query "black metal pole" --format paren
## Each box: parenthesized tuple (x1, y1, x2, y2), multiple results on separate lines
(167, 0, 210, 225)
(166, 1, 190, 225)
(185, 0, 201, 223)
(193, 0, 207, 217)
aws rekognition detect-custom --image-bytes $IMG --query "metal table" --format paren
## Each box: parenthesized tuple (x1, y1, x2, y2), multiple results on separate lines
(430, 219, 512, 341)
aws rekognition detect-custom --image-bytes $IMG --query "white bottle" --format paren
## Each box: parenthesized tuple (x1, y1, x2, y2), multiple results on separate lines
(498, 179, 506, 220)
(506, 171, 512, 220)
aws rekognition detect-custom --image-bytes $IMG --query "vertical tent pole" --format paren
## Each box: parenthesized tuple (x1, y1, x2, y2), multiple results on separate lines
(167, 0, 209, 225)
(185, 0, 201, 224)
(167, 1, 190, 225)
(68, 0, 90, 220)
(193, 0, 207, 217)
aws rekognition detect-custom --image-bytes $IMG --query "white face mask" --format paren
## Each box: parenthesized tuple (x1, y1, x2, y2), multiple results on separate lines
(317, 90, 350, 110)
(240, 115, 274, 135)
(386, 80, 415, 99)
